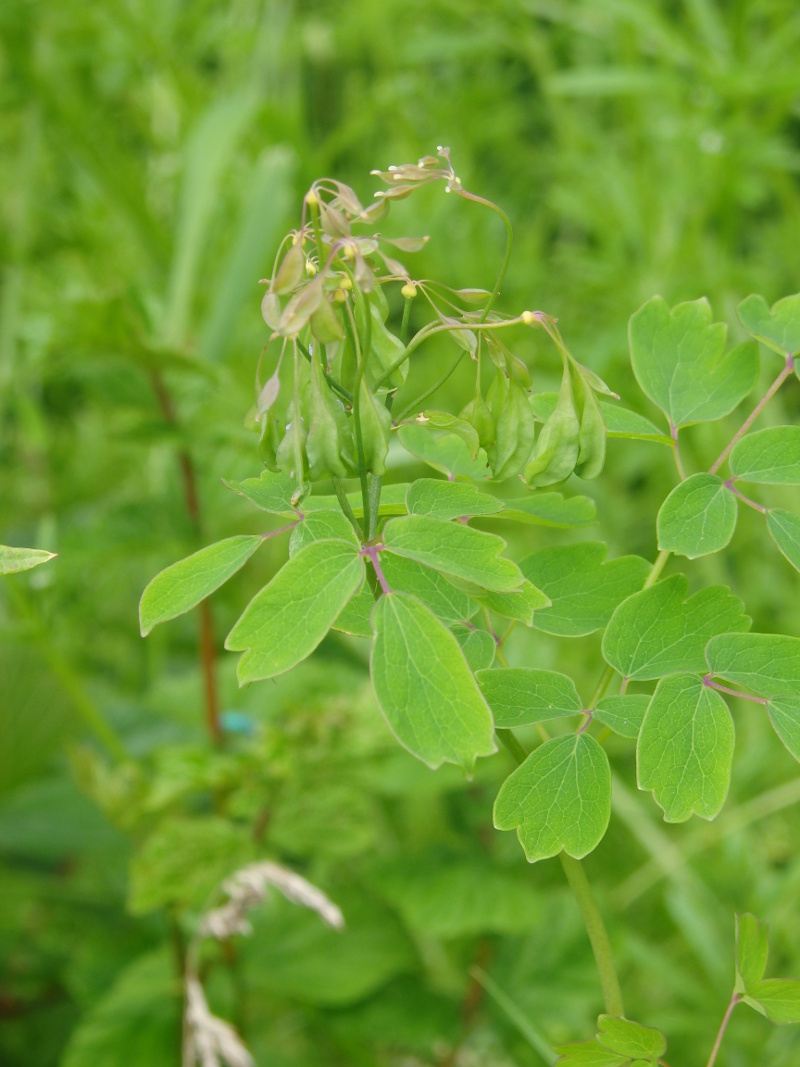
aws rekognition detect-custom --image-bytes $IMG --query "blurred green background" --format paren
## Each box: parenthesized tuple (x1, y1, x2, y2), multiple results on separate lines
(2, 1, 800, 1064)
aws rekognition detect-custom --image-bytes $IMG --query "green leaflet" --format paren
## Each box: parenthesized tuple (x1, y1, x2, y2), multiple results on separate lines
(476, 668, 582, 728)
(737, 292, 800, 358)
(496, 492, 596, 528)
(415, 411, 481, 458)
(629, 296, 759, 427)
(494, 734, 611, 862)
(383, 515, 524, 592)
(0, 545, 57, 575)
(745, 980, 800, 1025)
(289, 509, 359, 554)
(370, 592, 496, 771)
(730, 426, 800, 484)
(470, 580, 550, 625)
(521, 543, 651, 637)
(656, 473, 738, 558)
(139, 535, 264, 636)
(406, 478, 503, 521)
(359, 296, 408, 391)
(595, 1016, 666, 1061)
(637, 674, 734, 823)
(380, 553, 477, 624)
(225, 539, 364, 683)
(554, 1042, 628, 1066)
(397, 423, 492, 480)
(602, 575, 750, 680)
(766, 695, 800, 763)
(594, 695, 650, 739)
(705, 633, 800, 697)
(453, 627, 496, 671)
(357, 379, 392, 475)
(736, 913, 769, 993)
(223, 470, 299, 515)
(767, 509, 800, 573)
(333, 582, 376, 638)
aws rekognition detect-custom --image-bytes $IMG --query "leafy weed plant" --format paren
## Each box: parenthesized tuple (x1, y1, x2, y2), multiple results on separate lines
(141, 151, 800, 1066)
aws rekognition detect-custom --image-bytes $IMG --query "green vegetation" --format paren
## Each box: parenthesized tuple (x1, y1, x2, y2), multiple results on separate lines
(3, 3, 800, 1066)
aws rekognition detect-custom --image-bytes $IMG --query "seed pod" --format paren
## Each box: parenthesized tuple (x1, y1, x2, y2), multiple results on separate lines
(305, 355, 353, 480)
(356, 295, 407, 391)
(257, 410, 282, 472)
(459, 389, 496, 453)
(357, 381, 392, 475)
(571, 366, 607, 480)
(310, 295, 344, 344)
(523, 360, 580, 487)
(261, 290, 281, 330)
(492, 378, 536, 481)
(272, 241, 305, 296)
(278, 277, 324, 337)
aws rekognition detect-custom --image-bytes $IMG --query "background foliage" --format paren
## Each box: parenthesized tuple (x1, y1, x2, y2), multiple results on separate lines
(2, 1, 800, 1064)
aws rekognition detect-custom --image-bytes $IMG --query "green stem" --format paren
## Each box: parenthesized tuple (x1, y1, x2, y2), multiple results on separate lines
(307, 194, 326, 264)
(455, 189, 513, 324)
(559, 854, 625, 1018)
(400, 294, 413, 343)
(644, 549, 671, 589)
(587, 663, 615, 711)
(332, 476, 363, 539)
(708, 357, 794, 475)
(705, 992, 739, 1067)
(496, 727, 528, 765)
(296, 337, 352, 404)
(345, 305, 371, 535)
(367, 474, 383, 540)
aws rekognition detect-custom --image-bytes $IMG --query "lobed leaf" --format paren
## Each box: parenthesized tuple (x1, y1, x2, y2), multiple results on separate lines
(629, 296, 758, 427)
(453, 627, 496, 671)
(637, 674, 734, 822)
(767, 509, 800, 573)
(766, 695, 800, 763)
(470, 580, 550, 625)
(223, 470, 298, 515)
(603, 575, 750, 680)
(705, 632, 800, 697)
(730, 426, 800, 485)
(370, 592, 496, 771)
(397, 423, 491, 480)
(736, 913, 769, 993)
(594, 695, 650, 739)
(596, 1015, 666, 1060)
(405, 478, 503, 520)
(289, 509, 359, 554)
(554, 1042, 627, 1066)
(745, 979, 800, 1024)
(522, 543, 650, 637)
(494, 734, 611, 862)
(476, 668, 582, 728)
(140, 535, 264, 636)
(226, 539, 364, 682)
(383, 515, 524, 592)
(656, 473, 737, 558)
(498, 492, 597, 528)
(737, 292, 800, 358)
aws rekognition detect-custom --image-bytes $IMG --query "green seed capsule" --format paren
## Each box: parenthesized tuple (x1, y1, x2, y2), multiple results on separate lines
(357, 381, 392, 475)
(492, 379, 537, 481)
(305, 355, 352, 480)
(523, 361, 580, 487)
(572, 368, 607, 480)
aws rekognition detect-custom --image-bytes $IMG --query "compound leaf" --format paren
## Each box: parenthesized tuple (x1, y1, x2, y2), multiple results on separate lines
(705, 633, 800, 697)
(730, 426, 800, 485)
(629, 296, 758, 427)
(657, 473, 737, 558)
(603, 575, 750, 680)
(140, 535, 264, 636)
(596, 1015, 666, 1060)
(637, 674, 734, 822)
(370, 592, 496, 771)
(737, 292, 800, 358)
(736, 913, 770, 994)
(0, 546, 57, 575)
(406, 478, 503, 520)
(494, 734, 611, 862)
(594, 695, 650, 739)
(767, 509, 800, 573)
(476, 668, 582, 728)
(383, 515, 524, 592)
(226, 539, 364, 683)
(521, 543, 651, 637)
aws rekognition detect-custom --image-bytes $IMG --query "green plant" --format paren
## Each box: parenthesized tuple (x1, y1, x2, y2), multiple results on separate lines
(140, 151, 800, 1065)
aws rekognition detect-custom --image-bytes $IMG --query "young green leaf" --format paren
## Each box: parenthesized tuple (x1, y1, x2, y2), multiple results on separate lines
(494, 734, 611, 862)
(0, 545, 57, 575)
(223, 470, 298, 515)
(737, 292, 800, 358)
(629, 296, 758, 427)
(766, 695, 800, 763)
(380, 553, 477, 625)
(596, 1015, 666, 1060)
(521, 543, 651, 637)
(602, 575, 750, 680)
(405, 478, 503, 521)
(594, 695, 650, 739)
(730, 426, 800, 485)
(140, 535, 264, 636)
(637, 674, 734, 822)
(383, 515, 524, 592)
(453, 627, 496, 672)
(225, 539, 364, 683)
(476, 668, 582, 728)
(656, 473, 738, 558)
(744, 980, 800, 1024)
(289, 509, 359, 554)
(397, 423, 491, 480)
(705, 633, 800, 697)
(767, 509, 800, 573)
(370, 592, 496, 771)
(496, 492, 596, 528)
(735, 913, 770, 993)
